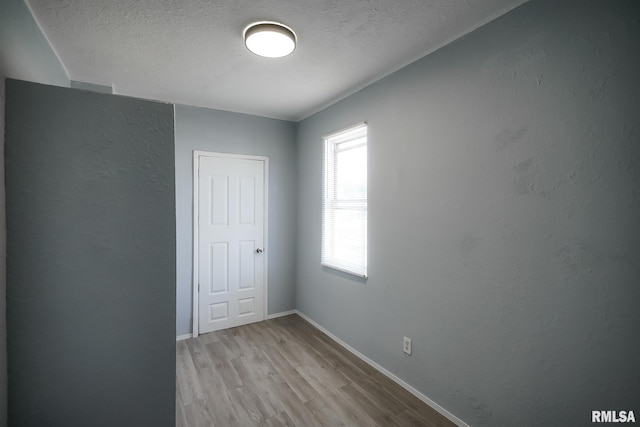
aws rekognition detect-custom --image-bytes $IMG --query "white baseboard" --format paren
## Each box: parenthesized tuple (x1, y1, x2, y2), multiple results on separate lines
(176, 333, 192, 342)
(294, 310, 470, 427)
(267, 310, 297, 319)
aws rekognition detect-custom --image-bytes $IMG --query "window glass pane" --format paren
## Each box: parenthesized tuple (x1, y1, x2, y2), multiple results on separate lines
(335, 144, 366, 200)
(332, 208, 366, 266)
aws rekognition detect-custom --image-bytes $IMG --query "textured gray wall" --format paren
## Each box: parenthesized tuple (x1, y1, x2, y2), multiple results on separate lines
(0, 1, 70, 424)
(5, 79, 176, 426)
(296, 0, 640, 425)
(175, 104, 297, 336)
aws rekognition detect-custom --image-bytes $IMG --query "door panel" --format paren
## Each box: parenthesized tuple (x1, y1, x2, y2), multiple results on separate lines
(198, 155, 265, 333)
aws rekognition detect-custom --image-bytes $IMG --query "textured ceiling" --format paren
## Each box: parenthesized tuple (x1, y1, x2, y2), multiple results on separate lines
(25, 0, 528, 121)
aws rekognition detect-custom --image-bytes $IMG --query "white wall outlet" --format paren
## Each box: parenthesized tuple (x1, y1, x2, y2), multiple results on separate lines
(403, 336, 412, 355)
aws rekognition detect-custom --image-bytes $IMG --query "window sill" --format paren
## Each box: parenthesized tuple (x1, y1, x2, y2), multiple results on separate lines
(321, 262, 368, 280)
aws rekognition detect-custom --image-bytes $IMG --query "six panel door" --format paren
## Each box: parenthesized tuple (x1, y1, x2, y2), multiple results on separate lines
(198, 155, 266, 333)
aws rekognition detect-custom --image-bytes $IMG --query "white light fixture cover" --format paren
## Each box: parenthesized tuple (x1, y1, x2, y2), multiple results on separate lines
(244, 22, 296, 58)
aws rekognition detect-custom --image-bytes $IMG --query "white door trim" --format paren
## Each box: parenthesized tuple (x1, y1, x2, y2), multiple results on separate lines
(192, 150, 269, 338)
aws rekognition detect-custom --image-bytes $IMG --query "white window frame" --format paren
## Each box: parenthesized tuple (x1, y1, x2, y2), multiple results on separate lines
(321, 122, 368, 279)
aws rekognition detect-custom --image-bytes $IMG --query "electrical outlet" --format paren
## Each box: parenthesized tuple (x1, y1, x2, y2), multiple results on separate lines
(403, 337, 412, 355)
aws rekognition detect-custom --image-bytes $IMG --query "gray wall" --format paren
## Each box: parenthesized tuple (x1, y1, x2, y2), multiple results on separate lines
(5, 79, 176, 426)
(296, 0, 640, 425)
(70, 80, 113, 94)
(175, 104, 297, 336)
(0, 1, 70, 424)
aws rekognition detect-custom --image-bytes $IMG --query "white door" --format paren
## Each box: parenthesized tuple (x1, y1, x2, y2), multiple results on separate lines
(197, 154, 266, 333)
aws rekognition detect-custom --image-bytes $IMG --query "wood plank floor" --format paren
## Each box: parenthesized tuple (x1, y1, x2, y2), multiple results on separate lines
(176, 314, 455, 427)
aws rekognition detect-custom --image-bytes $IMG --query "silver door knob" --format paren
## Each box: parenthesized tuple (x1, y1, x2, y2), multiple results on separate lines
(256, 248, 263, 253)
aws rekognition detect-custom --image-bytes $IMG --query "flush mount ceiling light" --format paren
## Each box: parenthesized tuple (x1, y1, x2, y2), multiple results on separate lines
(244, 21, 296, 58)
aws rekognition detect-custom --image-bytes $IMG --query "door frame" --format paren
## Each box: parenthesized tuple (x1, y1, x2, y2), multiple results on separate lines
(192, 150, 269, 338)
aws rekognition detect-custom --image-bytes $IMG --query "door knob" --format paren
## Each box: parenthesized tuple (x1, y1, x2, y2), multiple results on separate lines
(256, 248, 263, 253)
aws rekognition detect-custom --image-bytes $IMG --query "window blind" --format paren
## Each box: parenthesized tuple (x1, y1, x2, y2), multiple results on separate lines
(322, 123, 367, 278)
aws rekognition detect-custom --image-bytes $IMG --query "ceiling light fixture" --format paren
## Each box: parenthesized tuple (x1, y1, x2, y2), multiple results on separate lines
(244, 21, 296, 58)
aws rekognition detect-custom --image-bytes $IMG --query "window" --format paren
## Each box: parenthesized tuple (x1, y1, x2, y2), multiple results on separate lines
(322, 123, 367, 278)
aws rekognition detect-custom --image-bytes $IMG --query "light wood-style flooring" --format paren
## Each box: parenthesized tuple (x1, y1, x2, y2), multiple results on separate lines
(176, 314, 455, 427)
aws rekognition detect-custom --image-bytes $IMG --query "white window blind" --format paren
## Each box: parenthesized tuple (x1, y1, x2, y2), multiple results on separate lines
(322, 123, 367, 278)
